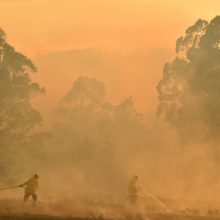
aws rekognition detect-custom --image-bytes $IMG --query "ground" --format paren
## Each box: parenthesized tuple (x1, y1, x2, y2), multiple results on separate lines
(1, 213, 220, 220)
(0, 199, 220, 220)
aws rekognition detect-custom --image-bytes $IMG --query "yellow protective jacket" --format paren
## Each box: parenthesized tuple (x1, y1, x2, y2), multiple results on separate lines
(22, 177, 39, 194)
(128, 180, 139, 196)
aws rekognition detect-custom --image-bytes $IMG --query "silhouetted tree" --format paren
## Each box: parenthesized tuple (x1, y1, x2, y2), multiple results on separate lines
(157, 16, 220, 143)
(0, 28, 45, 180)
(54, 76, 144, 190)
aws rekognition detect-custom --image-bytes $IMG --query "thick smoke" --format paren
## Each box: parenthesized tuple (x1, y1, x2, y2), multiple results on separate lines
(156, 16, 220, 202)
(3, 16, 220, 217)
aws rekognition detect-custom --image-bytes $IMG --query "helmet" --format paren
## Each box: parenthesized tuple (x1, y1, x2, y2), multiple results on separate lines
(133, 175, 138, 180)
(34, 173, 40, 178)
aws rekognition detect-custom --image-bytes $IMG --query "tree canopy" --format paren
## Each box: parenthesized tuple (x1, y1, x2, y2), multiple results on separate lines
(54, 76, 144, 191)
(157, 16, 220, 143)
(0, 28, 45, 180)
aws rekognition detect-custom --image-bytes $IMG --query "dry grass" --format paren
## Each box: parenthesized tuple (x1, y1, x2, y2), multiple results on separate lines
(0, 199, 220, 220)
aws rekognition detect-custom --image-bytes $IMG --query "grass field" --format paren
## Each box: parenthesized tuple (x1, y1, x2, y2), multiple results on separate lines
(1, 213, 220, 220)
(0, 199, 220, 220)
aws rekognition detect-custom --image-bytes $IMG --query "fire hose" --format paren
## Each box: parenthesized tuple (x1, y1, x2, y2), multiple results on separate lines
(142, 190, 170, 212)
(0, 185, 20, 191)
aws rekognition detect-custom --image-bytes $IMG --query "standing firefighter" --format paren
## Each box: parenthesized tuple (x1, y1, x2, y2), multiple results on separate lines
(19, 173, 39, 203)
(128, 175, 141, 205)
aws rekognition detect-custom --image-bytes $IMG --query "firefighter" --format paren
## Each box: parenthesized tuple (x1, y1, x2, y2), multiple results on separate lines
(19, 173, 39, 203)
(128, 175, 141, 205)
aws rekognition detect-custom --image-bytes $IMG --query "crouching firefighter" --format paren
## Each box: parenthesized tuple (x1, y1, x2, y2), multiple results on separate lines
(18, 173, 39, 204)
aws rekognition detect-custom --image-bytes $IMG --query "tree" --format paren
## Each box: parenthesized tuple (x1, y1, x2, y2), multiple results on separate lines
(157, 16, 220, 143)
(56, 76, 110, 138)
(54, 76, 144, 192)
(0, 28, 45, 180)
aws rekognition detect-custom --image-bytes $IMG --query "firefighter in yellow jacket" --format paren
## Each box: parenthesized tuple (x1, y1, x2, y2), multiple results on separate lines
(128, 175, 141, 205)
(19, 173, 39, 203)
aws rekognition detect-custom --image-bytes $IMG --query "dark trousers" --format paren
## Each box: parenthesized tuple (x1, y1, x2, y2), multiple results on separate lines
(129, 195, 137, 205)
(23, 192, 37, 202)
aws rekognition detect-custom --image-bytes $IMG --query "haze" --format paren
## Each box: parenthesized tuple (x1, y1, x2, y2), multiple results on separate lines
(0, 0, 219, 117)
(0, 0, 218, 55)
(1, 1, 220, 216)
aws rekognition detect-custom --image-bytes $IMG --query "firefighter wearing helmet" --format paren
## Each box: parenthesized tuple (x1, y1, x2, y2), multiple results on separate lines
(128, 175, 141, 205)
(19, 173, 40, 203)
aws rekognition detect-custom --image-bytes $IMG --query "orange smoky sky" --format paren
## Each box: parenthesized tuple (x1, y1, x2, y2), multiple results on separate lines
(0, 0, 219, 117)
(0, 0, 218, 56)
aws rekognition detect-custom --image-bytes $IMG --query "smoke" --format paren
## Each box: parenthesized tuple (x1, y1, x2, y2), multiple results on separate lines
(29, 75, 217, 206)
(156, 16, 220, 201)
(31, 48, 171, 121)
(3, 15, 220, 218)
